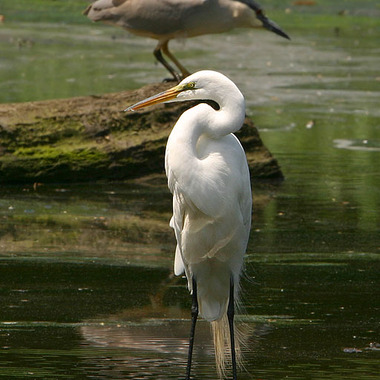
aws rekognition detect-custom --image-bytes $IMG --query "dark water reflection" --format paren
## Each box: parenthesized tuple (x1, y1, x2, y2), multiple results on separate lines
(1, 253, 379, 379)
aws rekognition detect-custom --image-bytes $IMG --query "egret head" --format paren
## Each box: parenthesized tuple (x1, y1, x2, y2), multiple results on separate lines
(125, 70, 246, 139)
(125, 70, 243, 112)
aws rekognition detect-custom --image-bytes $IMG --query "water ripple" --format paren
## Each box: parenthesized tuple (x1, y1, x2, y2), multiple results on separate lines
(333, 139, 380, 152)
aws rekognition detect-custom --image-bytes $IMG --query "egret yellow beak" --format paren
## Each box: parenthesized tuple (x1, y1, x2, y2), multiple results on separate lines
(124, 84, 185, 112)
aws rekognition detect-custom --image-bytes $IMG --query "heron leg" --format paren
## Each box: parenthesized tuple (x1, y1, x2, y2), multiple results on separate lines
(186, 277, 198, 380)
(154, 41, 181, 82)
(162, 41, 191, 79)
(227, 277, 237, 380)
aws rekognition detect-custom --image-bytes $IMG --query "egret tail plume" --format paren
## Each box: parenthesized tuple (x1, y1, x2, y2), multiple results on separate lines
(211, 315, 243, 379)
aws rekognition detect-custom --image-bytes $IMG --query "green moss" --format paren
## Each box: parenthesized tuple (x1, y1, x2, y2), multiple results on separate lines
(0, 146, 110, 183)
(14, 146, 107, 163)
(1, 119, 85, 151)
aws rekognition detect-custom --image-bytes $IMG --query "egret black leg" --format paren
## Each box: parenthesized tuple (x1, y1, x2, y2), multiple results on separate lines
(227, 277, 237, 380)
(186, 277, 198, 380)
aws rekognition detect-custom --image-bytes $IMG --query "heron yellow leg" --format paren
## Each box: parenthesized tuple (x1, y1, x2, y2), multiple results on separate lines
(162, 41, 191, 79)
(154, 41, 181, 82)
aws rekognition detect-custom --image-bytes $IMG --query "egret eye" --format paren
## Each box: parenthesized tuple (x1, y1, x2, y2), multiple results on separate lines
(185, 82, 196, 90)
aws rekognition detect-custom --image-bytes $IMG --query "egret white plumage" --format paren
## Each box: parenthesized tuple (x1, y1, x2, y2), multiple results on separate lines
(126, 70, 252, 379)
(84, 0, 290, 81)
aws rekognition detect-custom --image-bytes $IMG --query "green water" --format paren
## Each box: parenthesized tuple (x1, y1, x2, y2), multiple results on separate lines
(0, 1, 379, 379)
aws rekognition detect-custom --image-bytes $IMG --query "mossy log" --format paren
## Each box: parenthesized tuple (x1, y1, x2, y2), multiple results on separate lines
(0, 83, 283, 184)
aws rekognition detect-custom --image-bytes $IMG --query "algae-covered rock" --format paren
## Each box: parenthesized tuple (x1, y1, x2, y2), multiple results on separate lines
(0, 83, 283, 184)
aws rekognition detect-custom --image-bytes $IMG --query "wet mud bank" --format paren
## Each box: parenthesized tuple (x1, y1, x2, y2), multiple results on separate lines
(0, 83, 283, 184)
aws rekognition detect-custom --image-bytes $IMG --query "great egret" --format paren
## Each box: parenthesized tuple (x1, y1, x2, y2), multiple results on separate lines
(126, 70, 252, 379)
(84, 0, 290, 81)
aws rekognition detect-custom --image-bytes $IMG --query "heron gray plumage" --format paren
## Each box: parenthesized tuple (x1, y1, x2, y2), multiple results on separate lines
(84, 0, 290, 81)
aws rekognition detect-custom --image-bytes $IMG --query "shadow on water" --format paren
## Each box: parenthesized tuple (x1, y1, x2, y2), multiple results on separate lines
(0, 0, 380, 379)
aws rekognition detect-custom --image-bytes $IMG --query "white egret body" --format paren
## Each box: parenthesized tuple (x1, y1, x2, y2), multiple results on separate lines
(126, 70, 252, 379)
(84, 0, 289, 80)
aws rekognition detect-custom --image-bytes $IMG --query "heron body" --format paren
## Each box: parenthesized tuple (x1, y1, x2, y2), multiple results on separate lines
(84, 0, 290, 80)
(126, 70, 252, 379)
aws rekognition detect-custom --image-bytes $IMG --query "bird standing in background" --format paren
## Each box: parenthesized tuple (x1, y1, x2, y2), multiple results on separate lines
(126, 70, 252, 379)
(84, 0, 290, 81)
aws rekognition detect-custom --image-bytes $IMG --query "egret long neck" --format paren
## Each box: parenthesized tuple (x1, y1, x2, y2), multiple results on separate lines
(166, 106, 207, 169)
(165, 97, 245, 188)
(172, 93, 245, 147)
